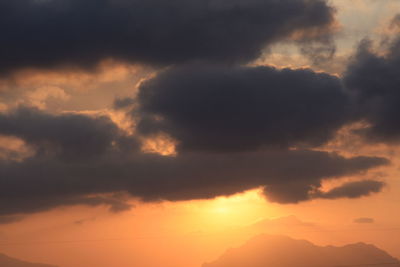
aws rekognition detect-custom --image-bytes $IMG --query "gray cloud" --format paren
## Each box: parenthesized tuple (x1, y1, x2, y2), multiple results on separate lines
(0, 1, 397, 221)
(264, 179, 386, 204)
(136, 64, 351, 152)
(354, 217, 375, 224)
(0, 106, 139, 160)
(315, 180, 385, 200)
(0, 0, 335, 74)
(0, 56, 392, 216)
(344, 35, 400, 142)
(0, 119, 388, 216)
(0, 215, 24, 225)
(390, 14, 400, 28)
(114, 97, 136, 110)
(298, 38, 336, 67)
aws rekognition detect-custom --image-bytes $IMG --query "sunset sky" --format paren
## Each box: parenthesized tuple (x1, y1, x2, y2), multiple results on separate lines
(1, 1, 400, 267)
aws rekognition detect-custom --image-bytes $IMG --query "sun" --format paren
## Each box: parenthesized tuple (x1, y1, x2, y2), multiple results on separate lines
(181, 188, 277, 231)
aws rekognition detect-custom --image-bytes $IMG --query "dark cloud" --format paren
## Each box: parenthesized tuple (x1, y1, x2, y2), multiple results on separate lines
(344, 37, 400, 142)
(0, 0, 335, 73)
(136, 64, 351, 152)
(0, 106, 138, 159)
(66, 195, 133, 213)
(0, 127, 388, 215)
(74, 217, 97, 225)
(298, 38, 336, 67)
(264, 179, 386, 204)
(0, 192, 132, 217)
(354, 217, 375, 224)
(315, 180, 385, 200)
(0, 0, 396, 220)
(0, 215, 24, 225)
(114, 97, 135, 110)
(390, 14, 400, 28)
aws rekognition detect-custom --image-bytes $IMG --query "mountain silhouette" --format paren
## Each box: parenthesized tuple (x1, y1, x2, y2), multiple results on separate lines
(203, 234, 400, 267)
(0, 253, 57, 267)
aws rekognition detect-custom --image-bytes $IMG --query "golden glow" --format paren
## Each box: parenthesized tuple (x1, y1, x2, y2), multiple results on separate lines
(1, 185, 400, 267)
(0, 135, 35, 161)
(179, 189, 277, 231)
(0, 59, 142, 91)
(141, 134, 177, 156)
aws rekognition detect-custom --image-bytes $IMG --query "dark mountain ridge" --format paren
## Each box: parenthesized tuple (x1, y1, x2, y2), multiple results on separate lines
(0, 253, 57, 267)
(203, 234, 400, 267)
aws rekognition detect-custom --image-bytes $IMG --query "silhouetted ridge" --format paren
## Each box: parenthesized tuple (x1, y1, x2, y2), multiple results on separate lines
(203, 234, 400, 267)
(0, 253, 57, 267)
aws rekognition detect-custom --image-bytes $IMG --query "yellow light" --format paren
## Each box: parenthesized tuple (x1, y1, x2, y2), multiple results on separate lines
(180, 188, 275, 231)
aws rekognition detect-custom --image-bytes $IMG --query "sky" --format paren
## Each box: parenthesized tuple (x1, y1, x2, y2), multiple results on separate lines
(0, 0, 400, 267)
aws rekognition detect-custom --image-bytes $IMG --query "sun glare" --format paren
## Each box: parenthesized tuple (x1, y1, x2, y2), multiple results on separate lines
(182, 189, 276, 231)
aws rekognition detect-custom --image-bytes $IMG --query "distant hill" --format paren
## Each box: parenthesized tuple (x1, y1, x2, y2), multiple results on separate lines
(244, 215, 318, 233)
(203, 234, 400, 267)
(0, 253, 57, 267)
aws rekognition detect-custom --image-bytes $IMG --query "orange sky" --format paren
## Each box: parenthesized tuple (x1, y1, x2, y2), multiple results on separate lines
(1, 1, 400, 267)
(0, 185, 399, 267)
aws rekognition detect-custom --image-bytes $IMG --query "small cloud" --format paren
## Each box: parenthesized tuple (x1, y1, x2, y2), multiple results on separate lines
(390, 14, 400, 29)
(74, 217, 97, 225)
(25, 86, 70, 109)
(114, 97, 135, 110)
(354, 217, 375, 224)
(0, 215, 24, 225)
(252, 215, 315, 229)
(314, 180, 386, 200)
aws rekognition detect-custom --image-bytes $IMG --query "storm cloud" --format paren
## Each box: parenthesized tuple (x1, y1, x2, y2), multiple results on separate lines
(0, 1, 397, 218)
(136, 64, 351, 152)
(0, 62, 392, 216)
(0, 0, 335, 73)
(344, 36, 400, 142)
(0, 107, 138, 159)
(0, 131, 388, 215)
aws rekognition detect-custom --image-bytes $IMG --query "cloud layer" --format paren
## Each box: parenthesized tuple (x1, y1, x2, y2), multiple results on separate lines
(0, 112, 388, 215)
(0, 2, 398, 218)
(344, 37, 400, 142)
(0, 0, 335, 73)
(136, 64, 350, 152)
(0, 107, 134, 159)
